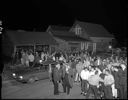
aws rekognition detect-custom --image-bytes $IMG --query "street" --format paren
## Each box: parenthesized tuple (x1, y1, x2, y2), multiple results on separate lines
(2, 79, 86, 99)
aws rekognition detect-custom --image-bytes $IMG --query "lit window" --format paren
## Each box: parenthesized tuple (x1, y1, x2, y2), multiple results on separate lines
(75, 27, 81, 35)
(78, 27, 81, 35)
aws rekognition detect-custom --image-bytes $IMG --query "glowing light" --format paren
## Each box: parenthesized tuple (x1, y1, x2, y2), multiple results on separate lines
(109, 45, 112, 49)
(19, 76, 23, 79)
(12, 73, 16, 76)
(39, 60, 42, 63)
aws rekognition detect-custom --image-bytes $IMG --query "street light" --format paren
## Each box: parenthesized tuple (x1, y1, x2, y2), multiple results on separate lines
(109, 45, 113, 56)
(109, 45, 112, 49)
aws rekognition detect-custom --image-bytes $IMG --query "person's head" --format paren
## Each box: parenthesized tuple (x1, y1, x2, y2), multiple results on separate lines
(78, 59, 82, 63)
(88, 65, 92, 71)
(120, 64, 126, 71)
(56, 57, 59, 62)
(36, 52, 38, 55)
(95, 70, 99, 75)
(95, 67, 99, 70)
(105, 69, 111, 75)
(91, 66, 95, 71)
(56, 63, 60, 69)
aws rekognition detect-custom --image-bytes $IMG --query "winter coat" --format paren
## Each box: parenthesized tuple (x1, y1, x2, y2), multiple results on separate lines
(52, 67, 62, 82)
(62, 65, 74, 88)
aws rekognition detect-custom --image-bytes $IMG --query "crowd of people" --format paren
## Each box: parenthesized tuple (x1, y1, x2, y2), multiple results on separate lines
(49, 50, 127, 99)
(12, 49, 50, 67)
(12, 48, 127, 99)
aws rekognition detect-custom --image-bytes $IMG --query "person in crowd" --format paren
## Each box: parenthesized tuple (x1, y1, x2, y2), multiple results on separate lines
(117, 64, 127, 99)
(86, 70, 104, 99)
(21, 50, 26, 66)
(45, 52, 48, 61)
(14, 51, 19, 64)
(88, 66, 96, 76)
(99, 70, 106, 99)
(25, 51, 29, 67)
(94, 56, 102, 67)
(103, 69, 114, 99)
(70, 59, 77, 81)
(28, 52, 35, 67)
(18, 49, 22, 62)
(33, 52, 41, 67)
(48, 64, 52, 81)
(59, 54, 65, 61)
(52, 54, 56, 61)
(111, 66, 118, 98)
(61, 61, 67, 93)
(83, 57, 90, 68)
(75, 59, 84, 82)
(62, 61, 74, 95)
(52, 61, 61, 95)
(95, 67, 102, 75)
(55, 52, 61, 60)
(80, 67, 90, 96)
(41, 52, 45, 61)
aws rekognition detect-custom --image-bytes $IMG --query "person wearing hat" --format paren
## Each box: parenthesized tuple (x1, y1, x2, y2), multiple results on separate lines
(52, 62, 61, 95)
(62, 62, 74, 95)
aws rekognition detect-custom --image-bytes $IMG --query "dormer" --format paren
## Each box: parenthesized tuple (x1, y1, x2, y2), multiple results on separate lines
(75, 24, 82, 36)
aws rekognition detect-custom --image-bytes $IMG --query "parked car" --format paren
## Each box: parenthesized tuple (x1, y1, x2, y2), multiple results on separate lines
(11, 59, 57, 83)
(11, 67, 47, 83)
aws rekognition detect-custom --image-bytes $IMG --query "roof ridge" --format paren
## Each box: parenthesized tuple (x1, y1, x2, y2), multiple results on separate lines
(75, 20, 102, 26)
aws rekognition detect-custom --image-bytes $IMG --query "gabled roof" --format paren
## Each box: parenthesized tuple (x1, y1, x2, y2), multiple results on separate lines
(47, 25, 91, 42)
(54, 35, 90, 42)
(47, 25, 71, 32)
(51, 30, 75, 37)
(73, 20, 114, 38)
(5, 30, 58, 45)
(51, 30, 91, 42)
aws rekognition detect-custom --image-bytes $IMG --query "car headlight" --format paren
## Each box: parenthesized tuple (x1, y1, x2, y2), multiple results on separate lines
(12, 73, 16, 76)
(19, 76, 23, 79)
(39, 60, 42, 63)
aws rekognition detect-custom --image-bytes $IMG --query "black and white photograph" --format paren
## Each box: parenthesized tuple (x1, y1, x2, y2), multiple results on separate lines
(1, 0, 127, 99)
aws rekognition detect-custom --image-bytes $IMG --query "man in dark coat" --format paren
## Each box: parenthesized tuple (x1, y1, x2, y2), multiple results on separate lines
(52, 63, 61, 95)
(70, 60, 77, 81)
(62, 62, 74, 95)
(111, 66, 120, 98)
(117, 65, 127, 99)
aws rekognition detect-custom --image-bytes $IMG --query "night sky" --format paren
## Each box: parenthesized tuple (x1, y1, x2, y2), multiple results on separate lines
(1, 0, 127, 46)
